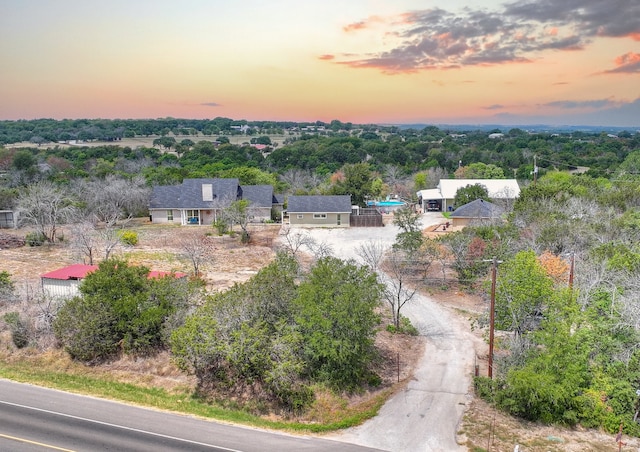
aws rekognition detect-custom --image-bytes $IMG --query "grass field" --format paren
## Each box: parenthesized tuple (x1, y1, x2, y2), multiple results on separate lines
(8, 133, 292, 150)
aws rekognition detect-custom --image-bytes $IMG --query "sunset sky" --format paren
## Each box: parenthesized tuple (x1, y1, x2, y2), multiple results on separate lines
(1, 0, 638, 127)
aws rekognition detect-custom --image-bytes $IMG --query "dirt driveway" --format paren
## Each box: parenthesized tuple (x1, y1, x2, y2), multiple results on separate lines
(287, 214, 481, 451)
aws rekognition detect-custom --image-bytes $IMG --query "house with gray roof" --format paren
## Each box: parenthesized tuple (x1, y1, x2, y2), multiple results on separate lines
(285, 195, 352, 227)
(240, 185, 282, 221)
(149, 178, 280, 225)
(450, 199, 505, 227)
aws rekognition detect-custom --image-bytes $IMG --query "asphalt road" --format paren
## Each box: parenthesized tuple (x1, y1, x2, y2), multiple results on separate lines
(0, 379, 383, 452)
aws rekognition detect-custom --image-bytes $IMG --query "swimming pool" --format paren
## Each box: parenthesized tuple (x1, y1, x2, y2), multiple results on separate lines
(367, 200, 405, 207)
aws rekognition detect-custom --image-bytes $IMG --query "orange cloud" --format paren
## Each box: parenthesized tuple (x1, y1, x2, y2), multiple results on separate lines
(343, 21, 367, 33)
(343, 15, 385, 33)
(318, 54, 335, 61)
(615, 52, 640, 66)
(603, 52, 640, 73)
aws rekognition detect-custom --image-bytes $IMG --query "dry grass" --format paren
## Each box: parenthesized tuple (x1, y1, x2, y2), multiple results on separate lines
(460, 397, 639, 451)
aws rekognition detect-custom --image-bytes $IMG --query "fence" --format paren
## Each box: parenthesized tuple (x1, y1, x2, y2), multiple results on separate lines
(350, 208, 384, 227)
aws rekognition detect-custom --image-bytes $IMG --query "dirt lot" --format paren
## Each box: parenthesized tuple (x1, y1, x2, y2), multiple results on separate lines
(0, 221, 278, 293)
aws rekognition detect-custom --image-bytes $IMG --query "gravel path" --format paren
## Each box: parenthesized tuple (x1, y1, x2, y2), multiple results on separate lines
(288, 214, 478, 452)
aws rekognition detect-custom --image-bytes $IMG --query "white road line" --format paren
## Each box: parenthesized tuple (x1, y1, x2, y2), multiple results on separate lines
(0, 433, 75, 451)
(0, 400, 243, 452)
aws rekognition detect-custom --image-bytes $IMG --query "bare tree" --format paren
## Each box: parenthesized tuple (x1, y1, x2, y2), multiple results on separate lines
(355, 240, 387, 272)
(413, 239, 440, 280)
(383, 165, 411, 198)
(425, 167, 447, 189)
(280, 169, 314, 194)
(176, 233, 216, 277)
(356, 240, 418, 329)
(97, 226, 122, 260)
(278, 228, 314, 257)
(277, 228, 332, 261)
(382, 249, 418, 329)
(16, 181, 75, 242)
(306, 239, 333, 260)
(69, 221, 100, 264)
(433, 240, 451, 283)
(73, 175, 150, 226)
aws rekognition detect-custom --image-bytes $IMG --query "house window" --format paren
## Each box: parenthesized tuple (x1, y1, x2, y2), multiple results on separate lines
(167, 210, 173, 221)
(186, 209, 200, 224)
(337, 214, 341, 225)
(313, 213, 327, 219)
(297, 214, 304, 219)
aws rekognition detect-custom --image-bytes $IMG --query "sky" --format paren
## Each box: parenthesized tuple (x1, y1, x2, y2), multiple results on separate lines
(0, 0, 639, 127)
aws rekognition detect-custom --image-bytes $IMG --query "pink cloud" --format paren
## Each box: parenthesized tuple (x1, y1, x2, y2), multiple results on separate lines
(615, 52, 640, 66)
(343, 15, 385, 33)
(603, 52, 640, 74)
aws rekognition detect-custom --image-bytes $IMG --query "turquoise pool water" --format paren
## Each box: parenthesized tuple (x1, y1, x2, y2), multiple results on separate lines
(367, 200, 405, 207)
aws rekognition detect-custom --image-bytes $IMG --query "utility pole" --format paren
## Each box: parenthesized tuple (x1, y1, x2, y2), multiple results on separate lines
(488, 257, 497, 379)
(568, 252, 575, 290)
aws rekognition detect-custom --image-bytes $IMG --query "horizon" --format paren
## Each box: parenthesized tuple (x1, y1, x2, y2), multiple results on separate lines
(1, 117, 636, 134)
(1, 1, 639, 127)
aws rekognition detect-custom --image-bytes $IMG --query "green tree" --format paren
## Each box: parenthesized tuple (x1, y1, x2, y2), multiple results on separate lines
(12, 150, 36, 171)
(392, 206, 423, 255)
(54, 260, 186, 361)
(456, 162, 505, 179)
(414, 172, 427, 190)
(330, 162, 373, 207)
(293, 257, 383, 388)
(171, 254, 308, 409)
(495, 251, 554, 338)
(0, 270, 15, 303)
(453, 183, 489, 208)
(220, 166, 277, 186)
(492, 289, 591, 425)
(222, 199, 251, 243)
(153, 136, 176, 151)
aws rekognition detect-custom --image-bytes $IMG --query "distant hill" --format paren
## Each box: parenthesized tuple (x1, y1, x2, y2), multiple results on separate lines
(389, 123, 638, 134)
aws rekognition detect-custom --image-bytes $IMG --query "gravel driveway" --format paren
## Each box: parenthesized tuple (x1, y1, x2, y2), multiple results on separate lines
(287, 214, 477, 452)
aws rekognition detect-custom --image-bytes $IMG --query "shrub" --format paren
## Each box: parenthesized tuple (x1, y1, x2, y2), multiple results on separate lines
(25, 231, 46, 246)
(386, 316, 419, 336)
(53, 259, 185, 362)
(473, 376, 497, 400)
(3, 312, 30, 348)
(213, 219, 228, 235)
(119, 230, 139, 246)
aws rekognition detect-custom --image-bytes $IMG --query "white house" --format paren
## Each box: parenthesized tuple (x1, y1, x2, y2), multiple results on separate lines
(417, 179, 520, 212)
